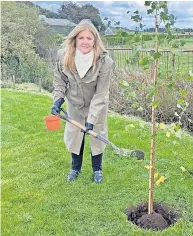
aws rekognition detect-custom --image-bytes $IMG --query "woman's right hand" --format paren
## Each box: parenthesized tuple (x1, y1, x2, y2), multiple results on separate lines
(51, 98, 64, 115)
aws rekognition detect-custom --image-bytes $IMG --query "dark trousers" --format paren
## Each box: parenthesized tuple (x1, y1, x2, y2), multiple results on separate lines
(71, 135, 102, 172)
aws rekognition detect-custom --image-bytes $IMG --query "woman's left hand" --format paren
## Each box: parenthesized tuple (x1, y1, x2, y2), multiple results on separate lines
(85, 122, 93, 133)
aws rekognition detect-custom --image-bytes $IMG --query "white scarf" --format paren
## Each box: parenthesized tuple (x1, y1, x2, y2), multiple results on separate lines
(75, 49, 94, 78)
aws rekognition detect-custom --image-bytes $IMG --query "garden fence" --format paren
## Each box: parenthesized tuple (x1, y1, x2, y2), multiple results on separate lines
(107, 48, 193, 78)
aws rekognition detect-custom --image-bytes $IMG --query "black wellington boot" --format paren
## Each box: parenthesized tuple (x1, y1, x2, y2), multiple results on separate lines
(92, 153, 103, 183)
(67, 170, 80, 181)
(93, 170, 103, 183)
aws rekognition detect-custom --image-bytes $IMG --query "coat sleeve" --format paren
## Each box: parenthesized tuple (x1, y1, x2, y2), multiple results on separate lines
(87, 56, 114, 125)
(52, 50, 68, 102)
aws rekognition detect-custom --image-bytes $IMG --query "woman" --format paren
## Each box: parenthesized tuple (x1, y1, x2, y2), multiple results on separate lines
(51, 19, 114, 183)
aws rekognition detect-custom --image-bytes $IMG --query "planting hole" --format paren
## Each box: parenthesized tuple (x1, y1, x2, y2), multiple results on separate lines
(125, 201, 179, 231)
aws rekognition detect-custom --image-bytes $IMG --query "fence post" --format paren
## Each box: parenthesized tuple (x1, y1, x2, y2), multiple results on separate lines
(172, 53, 175, 68)
(172, 53, 176, 79)
(12, 75, 15, 89)
(39, 77, 41, 93)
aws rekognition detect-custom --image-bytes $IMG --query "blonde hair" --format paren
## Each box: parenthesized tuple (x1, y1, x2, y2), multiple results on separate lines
(63, 19, 106, 72)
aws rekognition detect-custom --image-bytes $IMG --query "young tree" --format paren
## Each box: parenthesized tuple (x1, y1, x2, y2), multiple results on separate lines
(125, 1, 192, 215)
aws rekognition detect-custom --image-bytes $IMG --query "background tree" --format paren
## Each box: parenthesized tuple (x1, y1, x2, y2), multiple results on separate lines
(58, 2, 105, 31)
(1, 2, 54, 90)
(18, 1, 59, 18)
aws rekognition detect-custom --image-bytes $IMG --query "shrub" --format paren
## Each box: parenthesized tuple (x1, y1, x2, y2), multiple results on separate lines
(109, 68, 193, 132)
(40, 69, 54, 92)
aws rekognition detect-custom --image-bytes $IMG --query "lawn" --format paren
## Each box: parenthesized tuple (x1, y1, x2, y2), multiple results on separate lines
(104, 35, 193, 50)
(2, 89, 193, 236)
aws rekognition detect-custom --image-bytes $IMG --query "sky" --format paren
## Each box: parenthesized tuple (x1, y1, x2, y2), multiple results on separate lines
(34, 1, 193, 29)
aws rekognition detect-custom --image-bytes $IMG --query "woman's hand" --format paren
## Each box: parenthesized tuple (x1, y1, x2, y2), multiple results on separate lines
(85, 122, 93, 132)
(51, 98, 64, 114)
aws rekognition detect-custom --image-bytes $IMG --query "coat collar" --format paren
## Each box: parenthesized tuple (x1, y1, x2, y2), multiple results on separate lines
(60, 49, 107, 78)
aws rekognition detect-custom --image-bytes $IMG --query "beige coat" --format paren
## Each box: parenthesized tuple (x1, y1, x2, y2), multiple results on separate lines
(53, 48, 114, 155)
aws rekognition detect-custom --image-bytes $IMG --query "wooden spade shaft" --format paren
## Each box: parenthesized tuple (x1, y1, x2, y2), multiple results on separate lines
(53, 108, 144, 160)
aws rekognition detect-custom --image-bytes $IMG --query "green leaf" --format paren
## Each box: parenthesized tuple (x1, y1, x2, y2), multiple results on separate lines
(139, 23, 143, 29)
(159, 122, 166, 130)
(159, 1, 167, 9)
(160, 11, 168, 21)
(139, 57, 149, 66)
(151, 1, 158, 10)
(152, 101, 160, 109)
(147, 9, 154, 14)
(145, 1, 152, 6)
(166, 131, 171, 138)
(158, 71, 165, 80)
(171, 43, 179, 49)
(131, 15, 141, 22)
(135, 51, 140, 58)
(132, 103, 139, 109)
(165, 23, 171, 31)
(148, 86, 158, 97)
(186, 76, 193, 81)
(153, 52, 162, 59)
(165, 81, 175, 88)
(143, 65, 150, 70)
(169, 14, 176, 25)
(130, 82, 138, 88)
(180, 40, 186, 47)
(127, 91, 136, 99)
(137, 106, 143, 112)
(121, 80, 130, 87)
(189, 70, 193, 76)
(133, 10, 139, 14)
(180, 89, 187, 97)
(178, 99, 185, 105)
(173, 123, 181, 132)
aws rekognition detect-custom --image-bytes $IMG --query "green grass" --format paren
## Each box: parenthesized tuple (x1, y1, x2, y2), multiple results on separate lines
(105, 35, 193, 50)
(2, 89, 193, 236)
